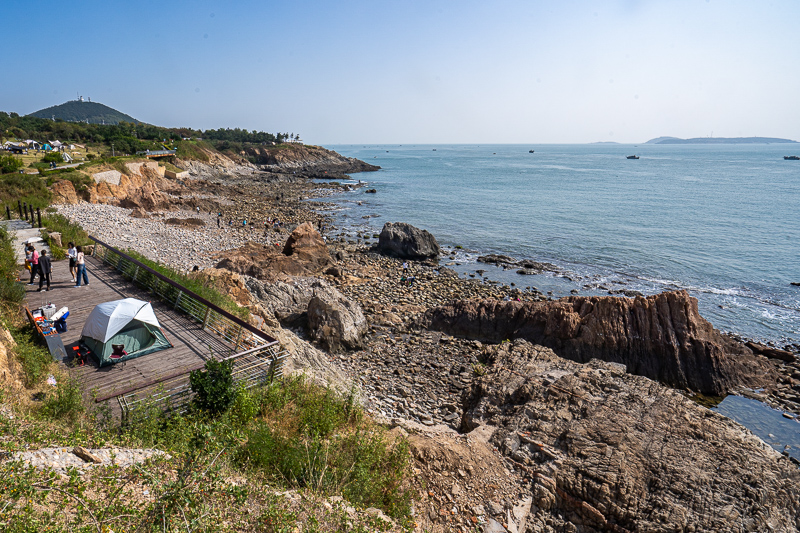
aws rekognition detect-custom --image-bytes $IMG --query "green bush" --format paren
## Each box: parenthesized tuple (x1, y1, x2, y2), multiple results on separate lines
(41, 378, 85, 422)
(190, 359, 235, 415)
(0, 226, 24, 304)
(45, 170, 93, 193)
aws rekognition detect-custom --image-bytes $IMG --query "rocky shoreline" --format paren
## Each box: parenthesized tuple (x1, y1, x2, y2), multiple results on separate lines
(48, 152, 800, 532)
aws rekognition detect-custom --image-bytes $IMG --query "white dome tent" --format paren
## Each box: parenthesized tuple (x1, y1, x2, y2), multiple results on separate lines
(80, 298, 172, 366)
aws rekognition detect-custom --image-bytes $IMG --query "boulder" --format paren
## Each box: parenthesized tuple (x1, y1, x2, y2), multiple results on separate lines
(282, 222, 332, 269)
(423, 290, 776, 395)
(129, 207, 150, 219)
(462, 340, 800, 533)
(377, 222, 440, 259)
(47, 232, 62, 248)
(50, 180, 80, 204)
(307, 284, 368, 353)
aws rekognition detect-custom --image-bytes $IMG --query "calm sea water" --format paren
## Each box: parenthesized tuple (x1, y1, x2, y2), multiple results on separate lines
(322, 143, 800, 346)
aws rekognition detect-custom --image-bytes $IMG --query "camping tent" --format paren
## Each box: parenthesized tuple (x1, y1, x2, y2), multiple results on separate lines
(80, 298, 172, 366)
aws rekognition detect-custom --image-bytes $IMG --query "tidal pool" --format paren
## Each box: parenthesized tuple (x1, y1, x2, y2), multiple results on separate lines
(713, 395, 800, 462)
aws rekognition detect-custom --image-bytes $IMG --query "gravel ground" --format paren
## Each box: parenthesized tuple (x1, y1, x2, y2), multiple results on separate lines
(56, 203, 290, 272)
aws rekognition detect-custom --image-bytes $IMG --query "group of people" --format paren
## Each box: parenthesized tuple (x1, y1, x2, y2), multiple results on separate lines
(25, 242, 89, 291)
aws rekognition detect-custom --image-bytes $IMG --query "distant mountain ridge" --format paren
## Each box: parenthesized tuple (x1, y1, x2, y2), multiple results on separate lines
(28, 100, 138, 125)
(645, 136, 797, 144)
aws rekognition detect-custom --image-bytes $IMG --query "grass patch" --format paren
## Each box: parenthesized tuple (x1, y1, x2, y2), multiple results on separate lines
(122, 249, 250, 320)
(40, 377, 85, 423)
(176, 140, 211, 162)
(45, 170, 93, 193)
(0, 172, 52, 213)
(40, 213, 92, 262)
(238, 377, 414, 521)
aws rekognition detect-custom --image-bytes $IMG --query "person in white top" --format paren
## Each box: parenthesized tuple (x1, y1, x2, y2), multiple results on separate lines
(67, 242, 77, 283)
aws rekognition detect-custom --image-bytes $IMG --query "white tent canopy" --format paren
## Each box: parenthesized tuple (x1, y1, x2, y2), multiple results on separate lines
(81, 298, 161, 343)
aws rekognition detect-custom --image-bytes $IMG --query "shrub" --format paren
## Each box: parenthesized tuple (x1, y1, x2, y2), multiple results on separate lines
(42, 152, 62, 164)
(236, 377, 414, 519)
(41, 378, 85, 422)
(10, 325, 53, 387)
(41, 213, 91, 247)
(190, 359, 234, 415)
(0, 154, 23, 174)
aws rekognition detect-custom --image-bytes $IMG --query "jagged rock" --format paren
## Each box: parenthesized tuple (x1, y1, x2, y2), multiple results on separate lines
(129, 208, 150, 219)
(462, 340, 800, 533)
(217, 228, 332, 280)
(282, 222, 332, 270)
(377, 222, 440, 259)
(307, 284, 368, 353)
(50, 180, 80, 204)
(423, 290, 776, 395)
(746, 341, 796, 362)
(72, 446, 102, 464)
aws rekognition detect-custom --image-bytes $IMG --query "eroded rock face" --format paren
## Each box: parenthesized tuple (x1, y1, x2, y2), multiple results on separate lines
(377, 222, 440, 259)
(307, 284, 368, 353)
(188, 268, 252, 307)
(462, 340, 800, 533)
(50, 180, 80, 204)
(423, 290, 775, 395)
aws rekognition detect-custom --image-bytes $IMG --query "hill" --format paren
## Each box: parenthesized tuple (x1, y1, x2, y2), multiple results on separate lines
(28, 99, 139, 125)
(645, 136, 798, 144)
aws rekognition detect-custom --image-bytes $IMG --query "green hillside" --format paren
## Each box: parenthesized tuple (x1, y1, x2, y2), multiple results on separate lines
(28, 100, 139, 125)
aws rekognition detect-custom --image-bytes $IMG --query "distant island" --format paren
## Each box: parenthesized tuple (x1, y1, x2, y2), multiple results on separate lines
(27, 98, 139, 125)
(645, 136, 798, 144)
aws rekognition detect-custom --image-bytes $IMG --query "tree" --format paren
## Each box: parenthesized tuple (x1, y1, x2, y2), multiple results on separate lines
(189, 359, 235, 414)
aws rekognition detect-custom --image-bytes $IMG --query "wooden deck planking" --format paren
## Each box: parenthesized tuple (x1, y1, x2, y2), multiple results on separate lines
(23, 256, 237, 402)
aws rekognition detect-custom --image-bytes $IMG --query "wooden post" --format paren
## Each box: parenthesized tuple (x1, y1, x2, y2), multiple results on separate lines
(5, 206, 10, 220)
(17, 200, 22, 219)
(22, 202, 27, 221)
(36, 208, 41, 228)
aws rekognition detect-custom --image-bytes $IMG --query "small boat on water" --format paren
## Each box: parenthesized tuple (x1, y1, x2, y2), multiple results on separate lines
(784, 155, 800, 160)
(626, 155, 639, 160)
(529, 150, 535, 153)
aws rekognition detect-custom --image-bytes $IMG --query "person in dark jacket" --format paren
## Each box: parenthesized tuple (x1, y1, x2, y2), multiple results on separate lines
(37, 249, 52, 291)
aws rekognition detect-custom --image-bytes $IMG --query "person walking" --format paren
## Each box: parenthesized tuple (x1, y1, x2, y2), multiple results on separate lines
(74, 246, 89, 287)
(37, 250, 52, 291)
(27, 245, 39, 285)
(67, 242, 77, 282)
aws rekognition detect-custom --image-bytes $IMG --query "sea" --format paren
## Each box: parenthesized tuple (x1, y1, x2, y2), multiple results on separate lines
(315, 142, 800, 459)
(322, 143, 800, 347)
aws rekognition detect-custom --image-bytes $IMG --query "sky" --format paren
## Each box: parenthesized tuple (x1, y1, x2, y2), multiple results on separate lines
(2, 0, 799, 144)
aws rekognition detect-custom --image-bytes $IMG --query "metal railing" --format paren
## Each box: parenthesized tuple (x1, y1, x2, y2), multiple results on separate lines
(89, 237, 288, 417)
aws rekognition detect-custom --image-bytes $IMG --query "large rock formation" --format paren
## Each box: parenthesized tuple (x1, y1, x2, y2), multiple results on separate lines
(377, 222, 440, 260)
(307, 284, 368, 353)
(461, 340, 800, 533)
(423, 290, 776, 395)
(251, 144, 380, 174)
(216, 224, 333, 280)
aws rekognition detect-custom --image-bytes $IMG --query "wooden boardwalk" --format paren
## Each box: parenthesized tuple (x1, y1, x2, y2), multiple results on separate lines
(23, 256, 237, 404)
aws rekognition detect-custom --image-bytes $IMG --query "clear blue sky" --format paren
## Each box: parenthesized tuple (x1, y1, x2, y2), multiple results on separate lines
(2, 0, 799, 144)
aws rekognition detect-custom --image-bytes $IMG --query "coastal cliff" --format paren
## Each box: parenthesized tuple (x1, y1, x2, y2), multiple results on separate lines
(245, 144, 380, 174)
